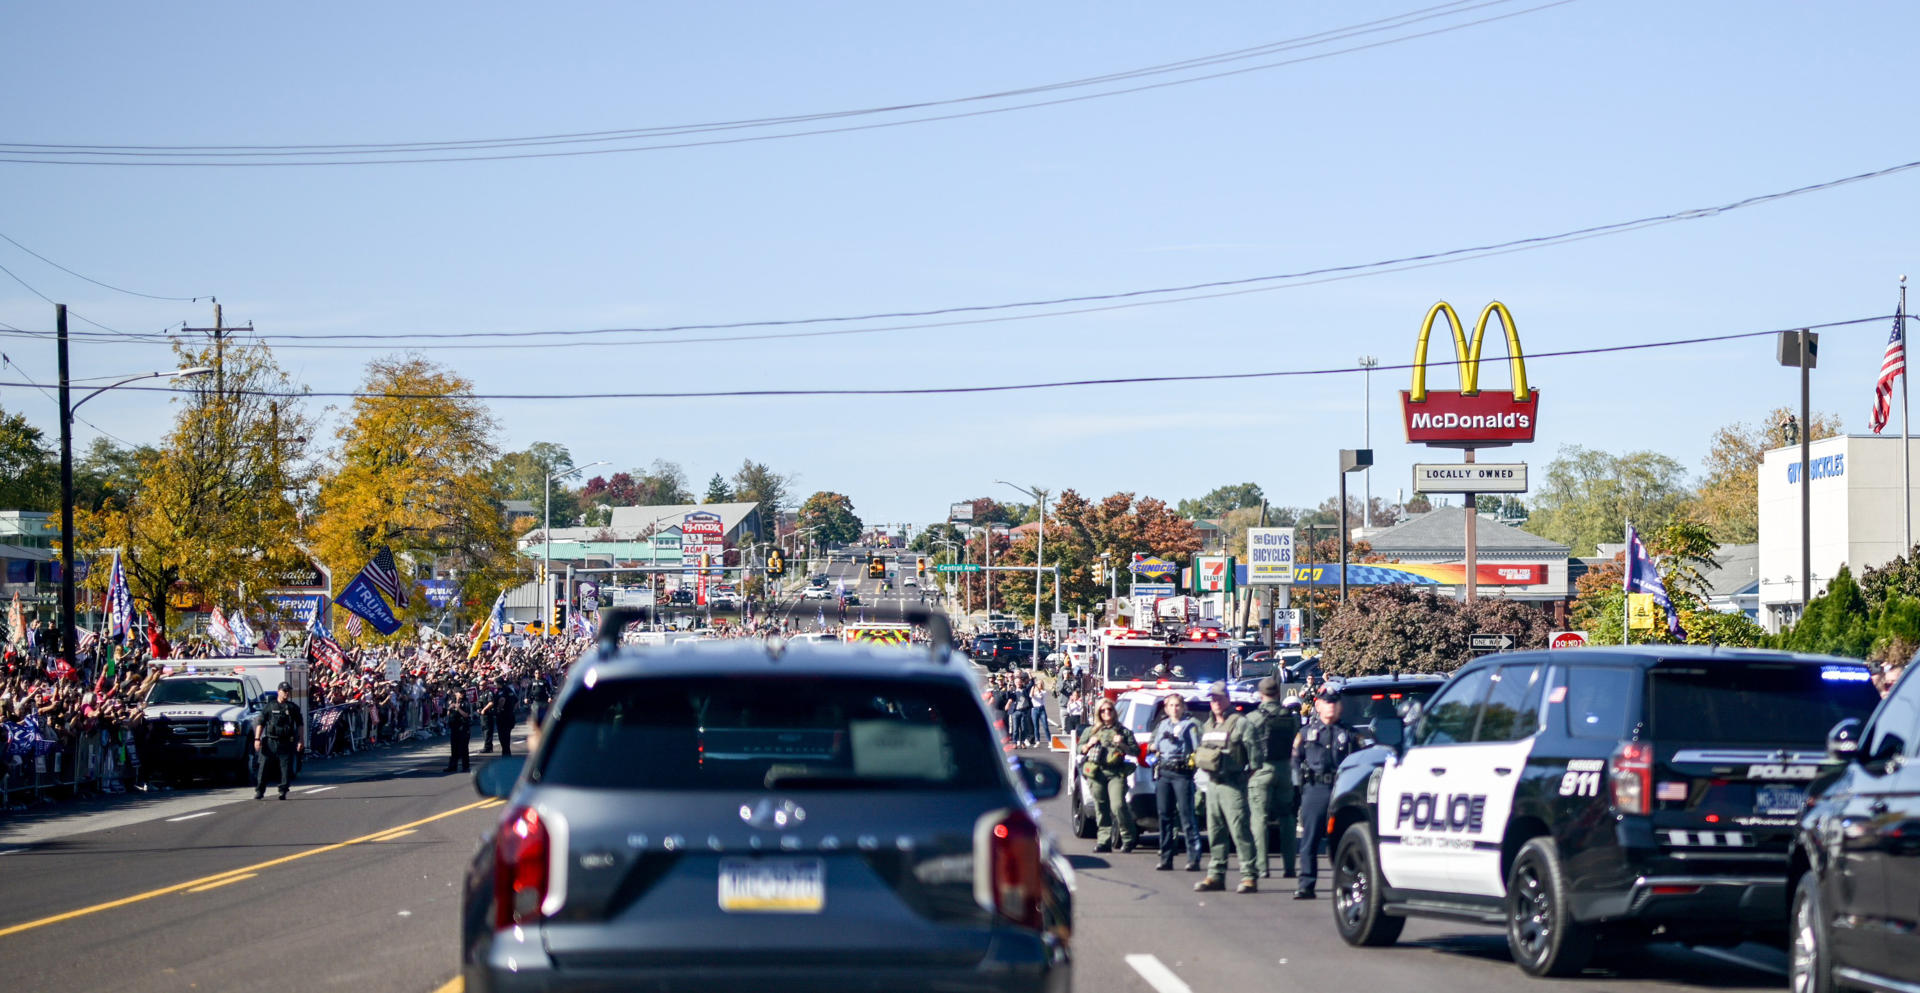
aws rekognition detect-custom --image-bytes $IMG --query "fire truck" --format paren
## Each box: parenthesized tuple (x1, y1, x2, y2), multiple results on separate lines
(1092, 608, 1231, 702)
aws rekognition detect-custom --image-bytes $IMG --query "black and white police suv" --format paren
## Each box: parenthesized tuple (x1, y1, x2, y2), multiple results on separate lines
(1324, 645, 1881, 978)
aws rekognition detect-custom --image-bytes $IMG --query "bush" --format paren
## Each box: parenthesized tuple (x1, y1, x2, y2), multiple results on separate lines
(1320, 585, 1549, 676)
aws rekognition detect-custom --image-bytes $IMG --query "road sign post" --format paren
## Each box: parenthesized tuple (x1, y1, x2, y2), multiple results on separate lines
(1468, 632, 1516, 653)
(934, 563, 982, 573)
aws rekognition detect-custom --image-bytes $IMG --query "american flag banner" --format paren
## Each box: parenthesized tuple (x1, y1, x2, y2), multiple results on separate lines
(1656, 781, 1689, 802)
(363, 546, 410, 608)
(5, 592, 22, 648)
(1872, 303, 1907, 433)
(346, 612, 363, 639)
(208, 608, 235, 650)
(105, 550, 134, 643)
(76, 629, 99, 655)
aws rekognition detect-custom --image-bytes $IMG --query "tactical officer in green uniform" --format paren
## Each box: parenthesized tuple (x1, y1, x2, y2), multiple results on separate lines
(1244, 676, 1301, 878)
(253, 682, 303, 800)
(1079, 697, 1139, 853)
(1193, 683, 1259, 894)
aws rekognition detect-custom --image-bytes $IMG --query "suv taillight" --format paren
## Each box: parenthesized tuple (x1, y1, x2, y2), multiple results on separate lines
(1610, 741, 1654, 815)
(494, 805, 550, 928)
(979, 810, 1044, 930)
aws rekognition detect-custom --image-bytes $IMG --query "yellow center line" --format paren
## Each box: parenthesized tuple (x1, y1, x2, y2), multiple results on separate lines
(185, 873, 257, 893)
(373, 829, 418, 842)
(430, 977, 464, 993)
(0, 798, 497, 939)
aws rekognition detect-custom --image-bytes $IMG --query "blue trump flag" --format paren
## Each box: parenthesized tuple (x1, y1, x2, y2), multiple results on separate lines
(336, 569, 404, 635)
(1624, 524, 1685, 641)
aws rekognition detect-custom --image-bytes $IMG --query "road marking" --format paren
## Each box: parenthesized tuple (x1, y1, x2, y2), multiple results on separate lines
(1696, 946, 1787, 976)
(0, 848, 28, 856)
(479, 798, 506, 809)
(1125, 954, 1194, 993)
(431, 976, 464, 993)
(0, 797, 494, 939)
(164, 811, 215, 823)
(184, 873, 256, 893)
(372, 829, 417, 842)
(300, 786, 337, 794)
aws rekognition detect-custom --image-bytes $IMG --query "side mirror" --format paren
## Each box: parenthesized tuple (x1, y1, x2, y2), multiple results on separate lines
(473, 755, 527, 799)
(1017, 757, 1063, 801)
(1828, 718, 1864, 763)
(1368, 714, 1405, 749)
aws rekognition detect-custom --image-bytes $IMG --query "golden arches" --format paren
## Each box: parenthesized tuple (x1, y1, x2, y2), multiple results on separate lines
(1408, 301, 1530, 402)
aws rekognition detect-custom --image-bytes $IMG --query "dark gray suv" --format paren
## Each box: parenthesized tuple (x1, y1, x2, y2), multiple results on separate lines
(461, 626, 1072, 993)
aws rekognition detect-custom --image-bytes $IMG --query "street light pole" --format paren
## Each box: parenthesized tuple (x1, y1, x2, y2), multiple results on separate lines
(1359, 356, 1379, 529)
(998, 481, 1047, 672)
(544, 460, 608, 638)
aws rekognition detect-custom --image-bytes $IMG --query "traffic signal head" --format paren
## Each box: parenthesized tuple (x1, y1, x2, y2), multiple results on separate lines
(916, 558, 927, 576)
(1093, 561, 1104, 584)
(551, 599, 564, 628)
(700, 552, 712, 574)
(868, 556, 885, 578)
(766, 549, 786, 577)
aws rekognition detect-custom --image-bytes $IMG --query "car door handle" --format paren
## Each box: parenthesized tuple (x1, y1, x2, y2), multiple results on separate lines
(1870, 799, 1891, 815)
(1428, 767, 1446, 775)
(1494, 767, 1513, 776)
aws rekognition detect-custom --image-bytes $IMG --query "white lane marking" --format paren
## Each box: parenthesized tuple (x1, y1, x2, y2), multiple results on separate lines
(0, 848, 29, 856)
(1125, 954, 1194, 993)
(1696, 947, 1787, 976)
(165, 811, 215, 823)
(301, 786, 337, 794)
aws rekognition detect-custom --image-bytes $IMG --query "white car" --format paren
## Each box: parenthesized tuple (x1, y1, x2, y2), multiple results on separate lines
(802, 587, 834, 601)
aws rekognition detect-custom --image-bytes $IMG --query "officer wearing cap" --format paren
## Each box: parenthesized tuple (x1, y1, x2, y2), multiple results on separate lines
(1291, 687, 1358, 898)
(253, 681, 303, 801)
(1243, 676, 1301, 878)
(1193, 683, 1259, 894)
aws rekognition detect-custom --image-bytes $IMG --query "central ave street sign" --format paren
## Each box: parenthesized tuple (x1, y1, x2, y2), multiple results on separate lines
(1469, 632, 1516, 652)
(934, 563, 982, 573)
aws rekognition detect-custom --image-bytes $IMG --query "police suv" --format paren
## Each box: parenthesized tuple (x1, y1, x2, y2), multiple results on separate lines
(1324, 646, 1880, 978)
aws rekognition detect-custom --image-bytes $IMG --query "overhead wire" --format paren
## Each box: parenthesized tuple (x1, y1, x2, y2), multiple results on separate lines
(0, 0, 1577, 167)
(0, 230, 210, 301)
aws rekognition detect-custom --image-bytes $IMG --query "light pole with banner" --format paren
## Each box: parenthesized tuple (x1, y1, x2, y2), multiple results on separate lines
(544, 460, 607, 637)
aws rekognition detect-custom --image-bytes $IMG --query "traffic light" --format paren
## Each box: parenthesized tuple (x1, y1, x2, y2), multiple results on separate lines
(1093, 560, 1105, 584)
(868, 555, 885, 579)
(916, 558, 927, 577)
(700, 551, 712, 575)
(551, 598, 565, 631)
(766, 548, 787, 577)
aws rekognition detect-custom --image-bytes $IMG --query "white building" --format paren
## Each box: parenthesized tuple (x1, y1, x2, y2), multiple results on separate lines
(1758, 434, 1920, 632)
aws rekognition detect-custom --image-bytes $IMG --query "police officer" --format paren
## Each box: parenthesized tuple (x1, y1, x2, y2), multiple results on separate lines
(1244, 676, 1301, 878)
(487, 678, 518, 757)
(253, 682, 303, 800)
(529, 677, 553, 727)
(1292, 687, 1359, 898)
(444, 688, 473, 773)
(1194, 683, 1259, 894)
(479, 679, 498, 753)
(1079, 697, 1139, 854)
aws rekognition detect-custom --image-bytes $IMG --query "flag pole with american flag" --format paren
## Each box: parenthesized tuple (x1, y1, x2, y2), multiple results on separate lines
(1873, 277, 1911, 554)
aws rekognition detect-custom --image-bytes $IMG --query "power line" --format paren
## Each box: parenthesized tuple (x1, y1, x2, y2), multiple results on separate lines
(0, 314, 1885, 402)
(7, 154, 1901, 355)
(0, 230, 210, 301)
(0, 1, 1576, 167)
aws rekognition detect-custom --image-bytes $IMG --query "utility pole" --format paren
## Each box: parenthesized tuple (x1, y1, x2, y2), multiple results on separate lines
(56, 305, 75, 666)
(1359, 356, 1378, 528)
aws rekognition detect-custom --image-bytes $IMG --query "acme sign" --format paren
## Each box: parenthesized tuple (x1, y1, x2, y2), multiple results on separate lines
(1400, 301, 1540, 448)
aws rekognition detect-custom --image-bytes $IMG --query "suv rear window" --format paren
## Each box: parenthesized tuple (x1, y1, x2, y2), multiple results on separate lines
(535, 676, 1003, 791)
(1647, 662, 1880, 746)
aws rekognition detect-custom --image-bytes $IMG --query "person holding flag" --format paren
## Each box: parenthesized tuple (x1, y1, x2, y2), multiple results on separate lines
(468, 589, 508, 661)
(1625, 523, 1685, 642)
(208, 608, 236, 652)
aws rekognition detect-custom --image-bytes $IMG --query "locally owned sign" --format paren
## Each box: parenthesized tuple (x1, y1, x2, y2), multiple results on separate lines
(1246, 529, 1295, 585)
(1401, 302, 1540, 449)
(1412, 463, 1529, 494)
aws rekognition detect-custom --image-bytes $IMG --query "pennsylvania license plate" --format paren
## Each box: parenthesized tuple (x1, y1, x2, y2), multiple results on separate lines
(1756, 786, 1806, 816)
(717, 858, 825, 914)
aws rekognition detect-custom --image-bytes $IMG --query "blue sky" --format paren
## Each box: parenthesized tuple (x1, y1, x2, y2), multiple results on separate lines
(2, 0, 1916, 525)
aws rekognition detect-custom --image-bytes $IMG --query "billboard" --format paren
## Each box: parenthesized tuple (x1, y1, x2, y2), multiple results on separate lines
(1401, 302, 1540, 448)
(1246, 528, 1295, 585)
(949, 502, 975, 522)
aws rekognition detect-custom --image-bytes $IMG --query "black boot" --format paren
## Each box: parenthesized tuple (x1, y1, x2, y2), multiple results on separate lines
(1156, 855, 1174, 871)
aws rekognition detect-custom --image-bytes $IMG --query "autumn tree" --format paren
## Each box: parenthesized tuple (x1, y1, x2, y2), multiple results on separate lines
(1690, 407, 1843, 543)
(78, 339, 311, 633)
(1568, 532, 1766, 648)
(987, 490, 1202, 620)
(310, 356, 516, 629)
(1524, 446, 1692, 555)
(0, 403, 58, 511)
(797, 491, 862, 545)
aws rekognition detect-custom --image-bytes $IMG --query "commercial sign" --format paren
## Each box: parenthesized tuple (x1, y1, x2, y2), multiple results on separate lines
(682, 512, 727, 608)
(1273, 607, 1303, 645)
(949, 501, 975, 522)
(1413, 463, 1529, 494)
(1129, 555, 1178, 578)
(1192, 555, 1231, 594)
(1246, 529, 1295, 585)
(1786, 453, 1844, 483)
(1130, 582, 1175, 599)
(1287, 563, 1545, 586)
(1401, 302, 1540, 448)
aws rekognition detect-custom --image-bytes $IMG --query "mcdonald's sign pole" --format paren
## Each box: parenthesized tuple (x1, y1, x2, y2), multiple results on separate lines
(1402, 302, 1539, 603)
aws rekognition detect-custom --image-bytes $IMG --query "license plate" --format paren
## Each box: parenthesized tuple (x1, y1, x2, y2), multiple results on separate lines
(717, 858, 825, 914)
(1756, 786, 1806, 815)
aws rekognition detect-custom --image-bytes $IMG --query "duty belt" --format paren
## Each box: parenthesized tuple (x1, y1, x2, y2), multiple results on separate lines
(1304, 771, 1338, 785)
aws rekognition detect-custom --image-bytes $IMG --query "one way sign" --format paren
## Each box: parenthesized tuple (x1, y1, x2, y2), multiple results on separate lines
(1469, 632, 1516, 652)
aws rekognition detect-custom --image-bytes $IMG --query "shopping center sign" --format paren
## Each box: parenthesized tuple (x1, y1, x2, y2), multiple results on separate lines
(1401, 301, 1540, 448)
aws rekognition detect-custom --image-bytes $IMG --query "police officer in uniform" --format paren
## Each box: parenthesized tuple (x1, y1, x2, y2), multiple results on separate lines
(1194, 683, 1260, 894)
(1244, 676, 1301, 878)
(444, 688, 473, 773)
(1292, 687, 1358, 898)
(488, 679, 518, 758)
(253, 682, 303, 800)
(1079, 697, 1139, 854)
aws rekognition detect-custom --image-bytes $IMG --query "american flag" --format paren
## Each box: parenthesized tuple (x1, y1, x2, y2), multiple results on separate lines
(208, 607, 235, 650)
(363, 546, 410, 608)
(1871, 304, 1907, 433)
(346, 612, 363, 639)
(1656, 781, 1689, 802)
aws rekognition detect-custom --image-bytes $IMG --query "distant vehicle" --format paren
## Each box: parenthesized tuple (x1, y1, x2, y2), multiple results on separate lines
(668, 589, 695, 606)
(840, 592, 861, 606)
(902, 574, 917, 587)
(802, 587, 833, 601)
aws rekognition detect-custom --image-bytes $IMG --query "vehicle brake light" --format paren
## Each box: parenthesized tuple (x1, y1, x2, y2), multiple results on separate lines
(1610, 741, 1654, 815)
(494, 805, 550, 929)
(979, 809, 1044, 930)
(1650, 884, 1701, 896)
(1371, 694, 1385, 700)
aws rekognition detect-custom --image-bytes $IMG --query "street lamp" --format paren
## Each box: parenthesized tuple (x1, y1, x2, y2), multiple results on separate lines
(1338, 449, 1373, 604)
(545, 460, 608, 637)
(57, 346, 214, 666)
(997, 481, 1048, 672)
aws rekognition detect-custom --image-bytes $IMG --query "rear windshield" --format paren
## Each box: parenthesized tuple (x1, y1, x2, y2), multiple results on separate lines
(535, 676, 1004, 791)
(1647, 663, 1880, 746)
(147, 679, 247, 706)
(1339, 684, 1439, 725)
(1105, 645, 1230, 683)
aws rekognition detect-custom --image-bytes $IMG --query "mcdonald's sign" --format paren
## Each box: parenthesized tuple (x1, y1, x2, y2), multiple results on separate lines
(1400, 301, 1540, 447)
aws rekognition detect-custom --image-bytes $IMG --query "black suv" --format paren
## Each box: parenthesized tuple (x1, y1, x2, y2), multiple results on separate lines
(1322, 673, 1449, 746)
(1324, 646, 1879, 978)
(462, 626, 1072, 993)
(1790, 661, 1920, 993)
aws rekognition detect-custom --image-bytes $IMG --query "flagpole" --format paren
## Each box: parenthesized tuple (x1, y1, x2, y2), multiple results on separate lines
(1902, 275, 1912, 556)
(1622, 520, 1632, 646)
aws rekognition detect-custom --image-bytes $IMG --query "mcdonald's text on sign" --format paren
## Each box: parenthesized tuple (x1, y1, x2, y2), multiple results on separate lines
(1401, 301, 1540, 448)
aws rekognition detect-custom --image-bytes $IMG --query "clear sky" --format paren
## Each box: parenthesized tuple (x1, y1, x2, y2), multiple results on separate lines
(3, 0, 1915, 525)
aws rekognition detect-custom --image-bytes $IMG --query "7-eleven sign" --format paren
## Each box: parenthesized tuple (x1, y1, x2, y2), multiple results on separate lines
(1193, 555, 1233, 594)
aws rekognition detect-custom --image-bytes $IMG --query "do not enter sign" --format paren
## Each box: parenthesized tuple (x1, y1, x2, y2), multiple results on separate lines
(1549, 630, 1588, 649)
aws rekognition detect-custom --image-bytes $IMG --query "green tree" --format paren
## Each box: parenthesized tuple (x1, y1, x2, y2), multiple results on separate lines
(1177, 483, 1265, 520)
(310, 356, 516, 630)
(1781, 565, 1874, 659)
(0, 404, 58, 511)
(797, 491, 862, 546)
(730, 459, 789, 512)
(72, 437, 158, 512)
(489, 443, 580, 528)
(1524, 446, 1692, 555)
(1860, 549, 1920, 610)
(703, 473, 732, 503)
(1690, 407, 1841, 543)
